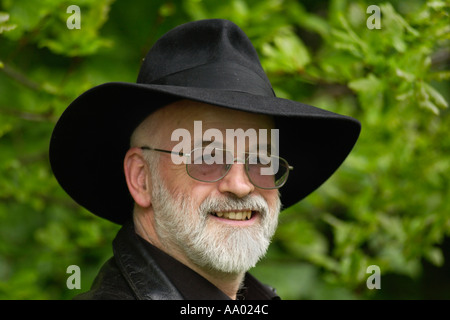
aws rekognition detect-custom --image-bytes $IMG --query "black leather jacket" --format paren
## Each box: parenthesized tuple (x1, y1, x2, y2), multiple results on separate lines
(74, 221, 279, 300)
(74, 221, 184, 299)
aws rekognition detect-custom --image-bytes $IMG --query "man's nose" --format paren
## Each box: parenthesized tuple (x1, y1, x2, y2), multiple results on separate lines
(217, 163, 255, 198)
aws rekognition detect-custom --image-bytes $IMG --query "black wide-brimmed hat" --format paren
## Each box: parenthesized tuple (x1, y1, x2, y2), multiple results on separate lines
(49, 19, 361, 224)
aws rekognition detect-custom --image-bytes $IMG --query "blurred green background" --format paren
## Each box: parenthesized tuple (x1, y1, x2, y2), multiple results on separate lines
(0, 0, 449, 299)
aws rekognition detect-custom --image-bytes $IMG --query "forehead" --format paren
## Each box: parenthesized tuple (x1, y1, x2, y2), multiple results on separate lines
(149, 99, 274, 135)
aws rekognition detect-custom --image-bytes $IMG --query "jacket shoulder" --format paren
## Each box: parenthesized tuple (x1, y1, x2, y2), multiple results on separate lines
(73, 257, 136, 300)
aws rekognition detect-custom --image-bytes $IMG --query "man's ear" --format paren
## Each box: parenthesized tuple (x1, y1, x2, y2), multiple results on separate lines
(124, 147, 152, 208)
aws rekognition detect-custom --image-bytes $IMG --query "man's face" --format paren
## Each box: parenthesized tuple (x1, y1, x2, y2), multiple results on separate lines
(141, 100, 281, 274)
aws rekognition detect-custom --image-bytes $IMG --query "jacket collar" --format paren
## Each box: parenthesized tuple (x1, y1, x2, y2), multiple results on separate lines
(112, 220, 279, 300)
(112, 220, 184, 300)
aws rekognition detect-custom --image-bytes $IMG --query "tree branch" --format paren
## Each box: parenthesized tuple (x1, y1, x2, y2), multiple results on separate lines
(0, 107, 56, 122)
(0, 62, 42, 91)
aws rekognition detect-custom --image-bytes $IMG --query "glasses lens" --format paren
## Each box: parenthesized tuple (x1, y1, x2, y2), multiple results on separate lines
(246, 154, 289, 189)
(187, 148, 231, 182)
(186, 148, 290, 189)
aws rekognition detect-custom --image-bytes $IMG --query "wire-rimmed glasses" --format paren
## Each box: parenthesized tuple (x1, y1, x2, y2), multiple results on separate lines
(140, 146, 293, 189)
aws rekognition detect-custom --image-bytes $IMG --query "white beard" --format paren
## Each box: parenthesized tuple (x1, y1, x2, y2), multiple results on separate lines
(150, 172, 281, 274)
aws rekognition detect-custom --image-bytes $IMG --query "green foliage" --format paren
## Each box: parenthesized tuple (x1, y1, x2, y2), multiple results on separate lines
(0, 0, 448, 299)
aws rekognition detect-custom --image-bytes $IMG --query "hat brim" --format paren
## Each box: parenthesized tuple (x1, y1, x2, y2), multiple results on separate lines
(49, 82, 361, 224)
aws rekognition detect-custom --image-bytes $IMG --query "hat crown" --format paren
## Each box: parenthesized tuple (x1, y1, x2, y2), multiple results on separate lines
(137, 19, 274, 96)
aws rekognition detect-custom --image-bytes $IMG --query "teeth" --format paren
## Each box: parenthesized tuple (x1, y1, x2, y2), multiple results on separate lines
(212, 211, 253, 221)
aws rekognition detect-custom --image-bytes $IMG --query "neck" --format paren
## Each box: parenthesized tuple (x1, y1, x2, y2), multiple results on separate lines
(133, 211, 244, 300)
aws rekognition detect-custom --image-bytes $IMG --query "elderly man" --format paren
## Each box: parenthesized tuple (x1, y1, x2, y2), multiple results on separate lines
(49, 19, 360, 300)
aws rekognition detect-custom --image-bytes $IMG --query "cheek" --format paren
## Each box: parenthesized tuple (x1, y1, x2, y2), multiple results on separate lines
(159, 162, 188, 187)
(188, 183, 218, 207)
(160, 162, 216, 206)
(261, 190, 280, 212)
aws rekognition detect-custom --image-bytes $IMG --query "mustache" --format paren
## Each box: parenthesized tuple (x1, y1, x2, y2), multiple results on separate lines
(198, 194, 269, 216)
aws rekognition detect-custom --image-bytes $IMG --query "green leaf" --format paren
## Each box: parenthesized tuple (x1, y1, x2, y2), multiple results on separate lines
(424, 247, 444, 267)
(423, 82, 448, 109)
(0, 11, 16, 33)
(348, 73, 383, 92)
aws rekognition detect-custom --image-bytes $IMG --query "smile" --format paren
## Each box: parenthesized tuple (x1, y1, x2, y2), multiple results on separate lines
(210, 210, 255, 221)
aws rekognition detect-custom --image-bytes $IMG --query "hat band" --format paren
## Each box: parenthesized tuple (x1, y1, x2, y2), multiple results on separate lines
(145, 62, 275, 97)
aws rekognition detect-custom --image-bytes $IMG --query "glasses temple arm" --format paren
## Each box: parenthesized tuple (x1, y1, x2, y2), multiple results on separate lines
(140, 146, 188, 157)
